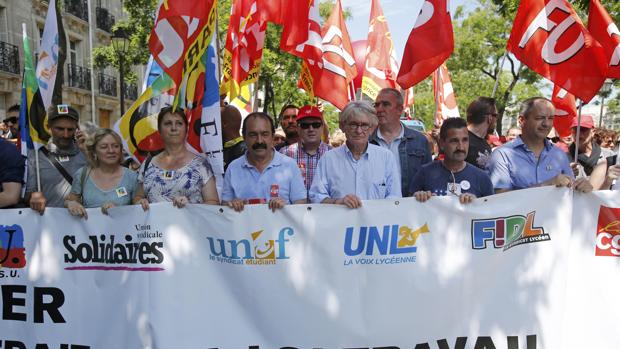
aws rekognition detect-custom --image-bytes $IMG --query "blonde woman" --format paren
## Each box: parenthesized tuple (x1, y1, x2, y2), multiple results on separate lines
(65, 128, 138, 218)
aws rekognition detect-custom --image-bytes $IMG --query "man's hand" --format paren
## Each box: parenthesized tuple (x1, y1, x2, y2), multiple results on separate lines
(569, 162, 579, 177)
(268, 197, 286, 212)
(137, 198, 150, 211)
(572, 178, 593, 193)
(547, 174, 572, 188)
(335, 194, 363, 209)
(459, 193, 477, 204)
(75, 129, 87, 153)
(227, 199, 245, 212)
(607, 164, 620, 183)
(29, 191, 47, 215)
(413, 191, 433, 202)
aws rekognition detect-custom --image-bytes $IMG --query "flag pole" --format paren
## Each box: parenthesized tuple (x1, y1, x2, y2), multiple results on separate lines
(87, 0, 96, 123)
(573, 100, 584, 166)
(214, 4, 222, 83)
(433, 67, 440, 124)
(492, 52, 508, 98)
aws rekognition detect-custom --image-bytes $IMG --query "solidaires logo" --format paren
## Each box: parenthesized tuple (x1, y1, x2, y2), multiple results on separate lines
(206, 227, 294, 266)
(471, 211, 549, 251)
(0, 225, 27, 269)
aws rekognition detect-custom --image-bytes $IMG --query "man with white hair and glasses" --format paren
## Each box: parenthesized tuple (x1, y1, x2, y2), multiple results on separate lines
(309, 101, 401, 209)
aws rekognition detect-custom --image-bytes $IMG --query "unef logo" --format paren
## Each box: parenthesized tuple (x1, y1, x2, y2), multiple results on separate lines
(343, 223, 429, 266)
(0, 225, 27, 271)
(595, 206, 620, 257)
(472, 211, 550, 251)
(206, 227, 294, 266)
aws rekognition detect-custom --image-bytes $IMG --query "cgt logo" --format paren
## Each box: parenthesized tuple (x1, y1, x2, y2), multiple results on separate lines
(472, 211, 549, 251)
(0, 225, 26, 269)
(206, 227, 294, 266)
(596, 206, 620, 257)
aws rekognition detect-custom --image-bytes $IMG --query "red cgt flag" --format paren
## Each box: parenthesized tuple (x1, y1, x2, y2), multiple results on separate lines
(551, 84, 578, 138)
(507, 0, 607, 103)
(397, 0, 454, 89)
(258, 0, 314, 55)
(148, 0, 217, 88)
(361, 0, 399, 100)
(432, 63, 460, 126)
(588, 0, 620, 78)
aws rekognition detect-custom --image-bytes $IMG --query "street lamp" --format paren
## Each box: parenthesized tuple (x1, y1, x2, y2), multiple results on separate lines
(111, 27, 129, 116)
(598, 79, 613, 128)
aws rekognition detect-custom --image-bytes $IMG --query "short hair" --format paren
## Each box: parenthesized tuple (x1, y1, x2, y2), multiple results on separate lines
(439, 117, 468, 140)
(339, 100, 379, 128)
(85, 128, 123, 167)
(157, 106, 188, 131)
(519, 97, 552, 118)
(377, 88, 404, 107)
(7, 104, 20, 114)
(278, 104, 299, 118)
(242, 112, 275, 136)
(466, 97, 496, 125)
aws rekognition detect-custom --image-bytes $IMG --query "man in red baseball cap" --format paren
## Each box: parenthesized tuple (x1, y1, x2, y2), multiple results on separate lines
(568, 114, 612, 190)
(279, 105, 332, 199)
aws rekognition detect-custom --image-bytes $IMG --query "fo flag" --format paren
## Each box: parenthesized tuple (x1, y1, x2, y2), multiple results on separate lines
(588, 0, 620, 78)
(432, 63, 460, 126)
(361, 0, 400, 100)
(148, 0, 216, 89)
(551, 85, 577, 138)
(397, 0, 454, 89)
(507, 0, 607, 103)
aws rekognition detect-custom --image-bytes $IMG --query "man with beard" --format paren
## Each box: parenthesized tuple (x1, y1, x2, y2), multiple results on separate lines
(465, 97, 497, 170)
(275, 104, 300, 150)
(222, 112, 306, 212)
(567, 114, 612, 190)
(487, 97, 591, 193)
(411, 117, 493, 204)
(2, 104, 20, 141)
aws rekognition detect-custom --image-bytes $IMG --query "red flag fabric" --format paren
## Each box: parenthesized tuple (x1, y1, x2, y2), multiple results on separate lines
(506, 0, 607, 103)
(258, 0, 312, 54)
(361, 0, 399, 100)
(149, 0, 217, 87)
(551, 85, 578, 138)
(397, 0, 454, 89)
(220, 0, 266, 100)
(432, 63, 460, 126)
(299, 0, 357, 110)
(588, 0, 620, 78)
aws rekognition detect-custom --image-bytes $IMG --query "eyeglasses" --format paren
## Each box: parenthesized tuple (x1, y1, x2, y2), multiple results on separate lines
(347, 122, 371, 131)
(4, 117, 17, 124)
(299, 122, 322, 130)
(373, 101, 392, 108)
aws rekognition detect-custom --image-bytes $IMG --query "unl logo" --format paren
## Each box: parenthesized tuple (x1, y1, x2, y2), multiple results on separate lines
(0, 225, 27, 269)
(595, 206, 620, 257)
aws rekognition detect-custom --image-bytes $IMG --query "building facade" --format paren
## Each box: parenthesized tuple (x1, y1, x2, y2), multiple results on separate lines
(0, 0, 140, 128)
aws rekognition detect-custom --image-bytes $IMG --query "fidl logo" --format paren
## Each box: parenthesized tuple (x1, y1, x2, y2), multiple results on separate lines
(471, 211, 549, 251)
(595, 206, 620, 257)
(343, 223, 429, 266)
(206, 227, 294, 266)
(0, 225, 27, 269)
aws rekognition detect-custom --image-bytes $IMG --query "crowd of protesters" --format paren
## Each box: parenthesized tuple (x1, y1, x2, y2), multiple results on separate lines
(2, 90, 620, 215)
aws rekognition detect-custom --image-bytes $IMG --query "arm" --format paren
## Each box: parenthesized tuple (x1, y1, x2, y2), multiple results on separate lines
(588, 160, 608, 191)
(487, 149, 514, 194)
(0, 182, 22, 208)
(132, 182, 149, 211)
(201, 176, 220, 205)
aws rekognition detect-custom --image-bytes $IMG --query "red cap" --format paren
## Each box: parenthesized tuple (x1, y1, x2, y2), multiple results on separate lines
(487, 135, 503, 146)
(296, 105, 323, 122)
(571, 114, 595, 129)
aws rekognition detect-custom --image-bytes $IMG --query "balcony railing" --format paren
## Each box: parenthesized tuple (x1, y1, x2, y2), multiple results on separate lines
(98, 72, 117, 96)
(67, 63, 91, 90)
(124, 83, 138, 101)
(0, 41, 20, 75)
(64, 0, 89, 22)
(95, 7, 115, 33)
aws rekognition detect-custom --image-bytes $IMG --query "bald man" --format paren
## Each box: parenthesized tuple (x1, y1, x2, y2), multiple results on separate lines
(221, 105, 247, 171)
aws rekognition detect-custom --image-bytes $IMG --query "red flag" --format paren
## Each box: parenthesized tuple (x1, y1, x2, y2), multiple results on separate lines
(258, 0, 313, 54)
(397, 0, 454, 89)
(299, 0, 357, 110)
(507, 0, 607, 103)
(432, 63, 460, 126)
(148, 0, 217, 88)
(220, 0, 266, 100)
(588, 0, 620, 78)
(361, 0, 399, 100)
(551, 85, 577, 138)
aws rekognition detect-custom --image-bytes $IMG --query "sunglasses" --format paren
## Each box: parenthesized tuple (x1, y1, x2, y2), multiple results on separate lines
(4, 117, 17, 124)
(299, 122, 322, 130)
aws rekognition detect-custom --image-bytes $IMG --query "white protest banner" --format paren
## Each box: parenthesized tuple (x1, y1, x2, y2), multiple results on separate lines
(0, 187, 615, 348)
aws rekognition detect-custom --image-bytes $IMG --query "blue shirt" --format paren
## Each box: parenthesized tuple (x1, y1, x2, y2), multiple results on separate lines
(375, 125, 405, 172)
(71, 167, 138, 208)
(309, 143, 402, 203)
(410, 161, 494, 198)
(487, 137, 574, 191)
(222, 150, 306, 203)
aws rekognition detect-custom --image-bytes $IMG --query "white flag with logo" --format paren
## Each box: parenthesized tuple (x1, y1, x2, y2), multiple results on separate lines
(36, 0, 60, 110)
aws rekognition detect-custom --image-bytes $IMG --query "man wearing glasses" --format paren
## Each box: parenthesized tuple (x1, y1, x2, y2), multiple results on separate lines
(280, 105, 331, 199)
(465, 97, 497, 170)
(371, 88, 431, 196)
(3, 104, 20, 141)
(309, 101, 401, 208)
(411, 117, 493, 204)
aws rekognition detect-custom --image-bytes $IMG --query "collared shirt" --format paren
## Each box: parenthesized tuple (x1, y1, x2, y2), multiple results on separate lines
(222, 150, 306, 203)
(375, 124, 405, 172)
(279, 141, 332, 197)
(309, 143, 402, 203)
(487, 137, 574, 191)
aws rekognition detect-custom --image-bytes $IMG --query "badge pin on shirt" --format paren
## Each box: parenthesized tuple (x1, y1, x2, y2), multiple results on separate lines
(116, 187, 128, 197)
(163, 170, 174, 179)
